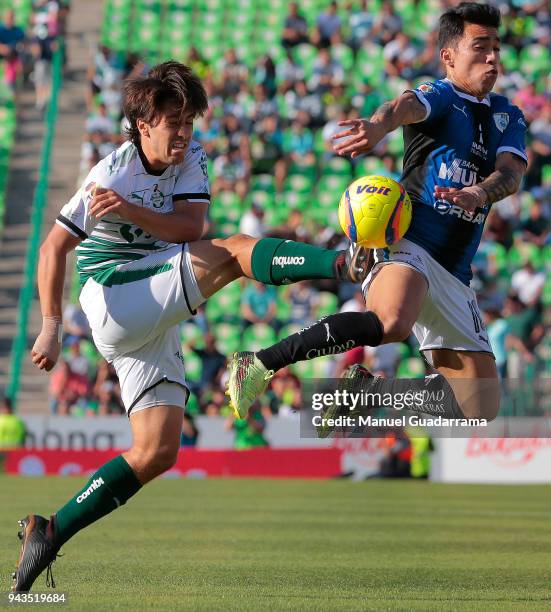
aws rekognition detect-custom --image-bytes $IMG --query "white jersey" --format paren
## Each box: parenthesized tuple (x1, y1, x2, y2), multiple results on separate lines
(56, 139, 210, 286)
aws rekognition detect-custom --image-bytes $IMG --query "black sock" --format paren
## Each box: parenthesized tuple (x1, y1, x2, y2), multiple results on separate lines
(257, 311, 383, 372)
(371, 374, 466, 418)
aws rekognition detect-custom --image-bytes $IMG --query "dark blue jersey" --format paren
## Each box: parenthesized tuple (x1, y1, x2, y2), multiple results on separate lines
(400, 78, 527, 286)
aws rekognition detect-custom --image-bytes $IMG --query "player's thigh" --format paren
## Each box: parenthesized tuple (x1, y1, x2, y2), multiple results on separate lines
(187, 234, 258, 299)
(365, 263, 427, 342)
(431, 349, 499, 420)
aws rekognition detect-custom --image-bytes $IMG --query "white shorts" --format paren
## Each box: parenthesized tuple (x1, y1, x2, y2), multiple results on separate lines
(80, 244, 205, 414)
(362, 238, 493, 360)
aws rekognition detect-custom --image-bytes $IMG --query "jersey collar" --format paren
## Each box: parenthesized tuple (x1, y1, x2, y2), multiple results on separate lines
(136, 141, 169, 177)
(444, 78, 490, 106)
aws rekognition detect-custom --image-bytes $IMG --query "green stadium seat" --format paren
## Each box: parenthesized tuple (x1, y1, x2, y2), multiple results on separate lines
(184, 351, 202, 382)
(180, 322, 206, 348)
(243, 323, 278, 352)
(396, 357, 425, 379)
(315, 291, 339, 318)
(213, 322, 241, 354)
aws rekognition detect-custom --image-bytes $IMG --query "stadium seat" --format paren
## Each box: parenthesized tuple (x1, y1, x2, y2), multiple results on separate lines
(213, 322, 241, 354)
(315, 291, 339, 318)
(396, 357, 425, 379)
(243, 323, 278, 352)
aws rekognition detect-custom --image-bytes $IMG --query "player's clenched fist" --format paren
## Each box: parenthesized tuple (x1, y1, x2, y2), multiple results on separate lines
(332, 119, 387, 158)
(433, 185, 488, 213)
(31, 316, 62, 371)
(90, 187, 132, 220)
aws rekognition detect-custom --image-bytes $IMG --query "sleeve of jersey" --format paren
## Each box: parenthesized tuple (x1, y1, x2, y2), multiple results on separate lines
(55, 170, 101, 239)
(173, 144, 211, 204)
(408, 81, 453, 124)
(497, 107, 528, 164)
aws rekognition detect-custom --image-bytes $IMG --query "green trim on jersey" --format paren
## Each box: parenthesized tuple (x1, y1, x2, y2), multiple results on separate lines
(92, 262, 174, 287)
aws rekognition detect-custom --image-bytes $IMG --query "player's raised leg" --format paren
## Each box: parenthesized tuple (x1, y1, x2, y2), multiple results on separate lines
(187, 234, 370, 299)
(227, 262, 425, 417)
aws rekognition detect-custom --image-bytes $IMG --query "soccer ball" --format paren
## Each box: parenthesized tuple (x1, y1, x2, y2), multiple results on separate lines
(338, 175, 412, 248)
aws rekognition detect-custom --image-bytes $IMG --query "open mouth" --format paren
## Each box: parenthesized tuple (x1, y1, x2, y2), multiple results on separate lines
(171, 142, 187, 152)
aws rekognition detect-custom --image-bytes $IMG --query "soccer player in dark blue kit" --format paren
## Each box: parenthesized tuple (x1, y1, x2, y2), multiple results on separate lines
(228, 2, 527, 426)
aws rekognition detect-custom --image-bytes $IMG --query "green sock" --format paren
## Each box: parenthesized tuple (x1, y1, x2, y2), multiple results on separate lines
(54, 455, 141, 545)
(251, 237, 338, 285)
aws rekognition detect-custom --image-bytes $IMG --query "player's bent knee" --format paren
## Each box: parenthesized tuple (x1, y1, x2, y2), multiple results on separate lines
(218, 233, 255, 256)
(129, 445, 179, 480)
(379, 315, 412, 343)
(148, 446, 179, 477)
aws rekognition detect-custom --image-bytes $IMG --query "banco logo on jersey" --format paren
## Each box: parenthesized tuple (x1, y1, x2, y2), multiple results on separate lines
(76, 477, 105, 503)
(272, 256, 305, 267)
(438, 159, 481, 187)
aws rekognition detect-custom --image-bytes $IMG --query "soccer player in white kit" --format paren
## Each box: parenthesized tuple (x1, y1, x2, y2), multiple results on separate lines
(12, 61, 369, 591)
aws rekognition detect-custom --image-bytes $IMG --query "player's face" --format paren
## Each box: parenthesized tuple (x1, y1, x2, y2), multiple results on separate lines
(142, 108, 194, 169)
(443, 23, 500, 98)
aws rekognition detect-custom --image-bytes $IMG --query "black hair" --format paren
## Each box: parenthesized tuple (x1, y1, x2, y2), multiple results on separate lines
(438, 2, 501, 49)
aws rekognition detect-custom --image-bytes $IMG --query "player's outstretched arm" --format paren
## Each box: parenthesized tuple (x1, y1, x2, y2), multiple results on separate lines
(332, 92, 427, 158)
(89, 188, 208, 243)
(32, 225, 81, 371)
(434, 152, 526, 212)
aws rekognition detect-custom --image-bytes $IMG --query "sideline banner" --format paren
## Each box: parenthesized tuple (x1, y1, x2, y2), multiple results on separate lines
(3, 448, 342, 479)
(430, 436, 551, 483)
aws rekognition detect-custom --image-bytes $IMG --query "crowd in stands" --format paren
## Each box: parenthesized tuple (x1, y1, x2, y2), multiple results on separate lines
(0, 1, 69, 109)
(51, 0, 549, 419)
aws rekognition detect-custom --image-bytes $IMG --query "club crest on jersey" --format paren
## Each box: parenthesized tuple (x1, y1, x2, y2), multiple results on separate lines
(418, 83, 436, 94)
(493, 113, 509, 133)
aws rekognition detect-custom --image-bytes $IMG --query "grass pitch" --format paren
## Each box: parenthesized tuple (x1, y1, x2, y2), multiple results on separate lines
(1, 476, 550, 611)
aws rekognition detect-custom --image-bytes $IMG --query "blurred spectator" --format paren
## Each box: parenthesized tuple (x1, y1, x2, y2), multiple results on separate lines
(270, 368, 301, 417)
(239, 202, 266, 238)
(49, 360, 90, 415)
(310, 47, 344, 95)
(365, 343, 401, 378)
(0, 397, 26, 449)
(284, 114, 316, 167)
(93, 360, 124, 415)
(218, 48, 248, 97)
(66, 338, 90, 378)
(484, 308, 510, 379)
(312, 1, 342, 48)
(384, 32, 417, 79)
(0, 9, 25, 88)
(30, 25, 57, 110)
(347, 0, 372, 51)
(371, 0, 403, 46)
(212, 145, 249, 199)
(188, 333, 227, 392)
(281, 2, 309, 49)
(288, 281, 319, 325)
(241, 281, 277, 327)
(513, 82, 547, 123)
(86, 102, 117, 135)
(511, 261, 545, 306)
(277, 49, 305, 89)
(180, 413, 198, 447)
(253, 55, 277, 99)
(521, 198, 549, 246)
(226, 407, 269, 450)
(250, 115, 286, 190)
(62, 302, 91, 344)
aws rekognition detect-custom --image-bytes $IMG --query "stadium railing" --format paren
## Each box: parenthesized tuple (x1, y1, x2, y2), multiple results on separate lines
(6, 39, 64, 408)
